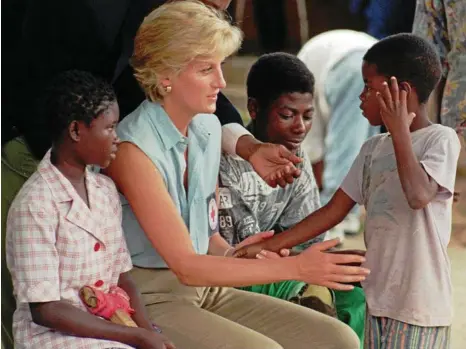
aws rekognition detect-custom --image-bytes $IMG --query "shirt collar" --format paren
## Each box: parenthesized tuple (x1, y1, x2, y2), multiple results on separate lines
(145, 101, 187, 151)
(38, 150, 101, 203)
(189, 115, 212, 151)
(145, 100, 211, 152)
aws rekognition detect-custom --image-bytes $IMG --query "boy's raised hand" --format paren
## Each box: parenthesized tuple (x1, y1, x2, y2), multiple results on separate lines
(376, 76, 416, 134)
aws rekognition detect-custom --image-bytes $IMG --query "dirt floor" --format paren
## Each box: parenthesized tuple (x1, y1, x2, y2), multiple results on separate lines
(343, 173, 466, 349)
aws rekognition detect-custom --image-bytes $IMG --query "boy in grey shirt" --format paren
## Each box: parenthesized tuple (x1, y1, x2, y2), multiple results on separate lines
(236, 34, 461, 349)
(219, 52, 332, 315)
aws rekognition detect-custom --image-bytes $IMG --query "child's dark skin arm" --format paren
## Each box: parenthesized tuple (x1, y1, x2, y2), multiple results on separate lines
(377, 78, 438, 209)
(234, 189, 356, 258)
(29, 301, 169, 349)
(118, 271, 153, 330)
(391, 128, 438, 209)
(312, 160, 324, 190)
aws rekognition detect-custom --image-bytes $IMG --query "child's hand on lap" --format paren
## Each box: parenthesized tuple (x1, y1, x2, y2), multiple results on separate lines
(136, 328, 176, 349)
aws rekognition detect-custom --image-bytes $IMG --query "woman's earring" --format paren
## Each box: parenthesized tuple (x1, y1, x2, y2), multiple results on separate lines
(164, 85, 172, 93)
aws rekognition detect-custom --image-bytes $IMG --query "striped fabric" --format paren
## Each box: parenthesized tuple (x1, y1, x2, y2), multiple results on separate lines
(364, 313, 450, 349)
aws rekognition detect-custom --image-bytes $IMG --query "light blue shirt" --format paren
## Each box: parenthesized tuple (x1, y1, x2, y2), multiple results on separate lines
(117, 100, 221, 268)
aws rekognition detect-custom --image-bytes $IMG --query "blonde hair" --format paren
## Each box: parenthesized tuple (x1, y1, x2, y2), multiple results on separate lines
(131, 0, 243, 102)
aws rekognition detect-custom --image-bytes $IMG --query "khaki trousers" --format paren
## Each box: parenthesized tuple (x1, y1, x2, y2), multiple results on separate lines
(131, 267, 359, 349)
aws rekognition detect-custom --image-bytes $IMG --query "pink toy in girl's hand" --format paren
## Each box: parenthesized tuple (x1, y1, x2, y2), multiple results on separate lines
(80, 285, 136, 327)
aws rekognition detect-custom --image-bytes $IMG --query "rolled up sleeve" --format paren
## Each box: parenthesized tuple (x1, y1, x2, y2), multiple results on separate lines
(221, 123, 252, 155)
(6, 202, 61, 304)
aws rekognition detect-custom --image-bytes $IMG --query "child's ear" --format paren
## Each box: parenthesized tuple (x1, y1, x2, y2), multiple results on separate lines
(399, 81, 412, 95)
(247, 98, 259, 120)
(68, 121, 81, 142)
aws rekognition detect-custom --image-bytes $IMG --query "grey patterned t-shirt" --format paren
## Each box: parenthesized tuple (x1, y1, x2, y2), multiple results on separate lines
(341, 124, 461, 326)
(218, 149, 325, 250)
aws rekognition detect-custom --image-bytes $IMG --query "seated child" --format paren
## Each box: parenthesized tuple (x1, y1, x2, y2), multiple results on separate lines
(235, 34, 461, 349)
(2, 136, 40, 348)
(219, 53, 366, 330)
(6, 70, 174, 349)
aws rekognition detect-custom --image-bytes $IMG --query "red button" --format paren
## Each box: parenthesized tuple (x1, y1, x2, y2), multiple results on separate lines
(94, 280, 104, 287)
(94, 243, 101, 252)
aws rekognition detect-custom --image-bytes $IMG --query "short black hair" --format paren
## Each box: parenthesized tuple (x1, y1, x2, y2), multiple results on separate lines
(247, 52, 315, 109)
(363, 33, 441, 103)
(40, 70, 117, 143)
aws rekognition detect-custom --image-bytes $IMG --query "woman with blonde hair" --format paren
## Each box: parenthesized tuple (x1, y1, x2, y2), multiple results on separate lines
(106, 2, 367, 348)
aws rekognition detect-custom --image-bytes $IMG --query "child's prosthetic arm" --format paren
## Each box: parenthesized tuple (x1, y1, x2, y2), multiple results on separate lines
(79, 286, 137, 327)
